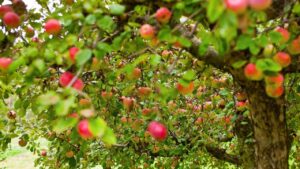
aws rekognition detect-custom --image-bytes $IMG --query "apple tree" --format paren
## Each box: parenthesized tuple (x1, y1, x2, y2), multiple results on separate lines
(0, 0, 300, 168)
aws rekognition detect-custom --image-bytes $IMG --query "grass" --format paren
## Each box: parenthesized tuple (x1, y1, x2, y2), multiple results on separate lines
(0, 139, 36, 169)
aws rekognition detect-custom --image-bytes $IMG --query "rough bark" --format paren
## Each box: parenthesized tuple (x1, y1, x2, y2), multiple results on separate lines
(231, 70, 289, 169)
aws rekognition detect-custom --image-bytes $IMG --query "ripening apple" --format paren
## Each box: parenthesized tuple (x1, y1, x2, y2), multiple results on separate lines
(79, 98, 91, 106)
(0, 5, 13, 18)
(40, 149, 47, 157)
(265, 73, 284, 87)
(122, 97, 134, 110)
(244, 63, 263, 81)
(25, 26, 35, 37)
(224, 0, 248, 14)
(101, 91, 113, 100)
(66, 151, 74, 158)
(147, 121, 168, 141)
(65, 0, 74, 5)
(138, 87, 152, 96)
(3, 12, 20, 28)
(130, 68, 141, 79)
(7, 111, 16, 119)
(155, 7, 172, 24)
(287, 37, 300, 55)
(273, 52, 291, 68)
(44, 19, 61, 35)
(275, 27, 290, 44)
(265, 85, 284, 98)
(18, 138, 27, 147)
(68, 112, 79, 119)
(161, 50, 171, 57)
(72, 78, 84, 91)
(249, 0, 272, 11)
(142, 108, 152, 116)
(69, 47, 79, 63)
(223, 115, 232, 124)
(140, 24, 155, 39)
(236, 92, 247, 101)
(236, 101, 247, 111)
(77, 119, 93, 139)
(177, 82, 194, 95)
(0, 57, 12, 70)
(263, 44, 275, 57)
(195, 117, 204, 125)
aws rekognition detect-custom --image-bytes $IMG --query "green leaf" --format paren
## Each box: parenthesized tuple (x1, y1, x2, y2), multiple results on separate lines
(236, 35, 252, 50)
(109, 4, 125, 15)
(37, 91, 60, 106)
(97, 16, 116, 33)
(157, 28, 176, 43)
(102, 128, 117, 145)
(76, 49, 92, 67)
(232, 60, 247, 69)
(150, 54, 161, 66)
(177, 37, 192, 48)
(8, 57, 26, 73)
(269, 31, 282, 43)
(95, 42, 113, 59)
(256, 58, 282, 72)
(182, 70, 196, 81)
(85, 14, 96, 25)
(292, 2, 300, 16)
(88, 118, 107, 137)
(55, 97, 75, 116)
(53, 118, 78, 133)
(207, 0, 224, 23)
(249, 43, 260, 55)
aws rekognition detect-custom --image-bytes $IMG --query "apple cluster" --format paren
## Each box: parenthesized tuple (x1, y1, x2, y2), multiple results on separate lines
(225, 0, 272, 14)
(243, 26, 294, 98)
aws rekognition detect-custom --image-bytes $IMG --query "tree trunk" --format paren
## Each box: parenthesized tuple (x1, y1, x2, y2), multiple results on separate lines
(230, 68, 290, 169)
(241, 82, 289, 169)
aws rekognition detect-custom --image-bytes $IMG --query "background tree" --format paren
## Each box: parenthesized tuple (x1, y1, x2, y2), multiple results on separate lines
(0, 0, 300, 168)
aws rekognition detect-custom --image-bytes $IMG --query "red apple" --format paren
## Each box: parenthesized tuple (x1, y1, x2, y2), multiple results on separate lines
(265, 73, 284, 87)
(77, 119, 93, 139)
(244, 63, 263, 81)
(288, 37, 300, 55)
(177, 82, 194, 95)
(0, 5, 13, 18)
(25, 26, 35, 37)
(225, 0, 248, 14)
(40, 149, 47, 157)
(73, 79, 84, 91)
(265, 85, 284, 98)
(59, 72, 84, 91)
(59, 72, 74, 87)
(138, 87, 152, 96)
(249, 0, 272, 11)
(69, 47, 79, 63)
(155, 7, 172, 24)
(140, 24, 155, 39)
(236, 101, 247, 111)
(0, 57, 12, 70)
(147, 121, 168, 141)
(3, 12, 20, 28)
(44, 19, 61, 35)
(273, 52, 291, 68)
(275, 27, 290, 44)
